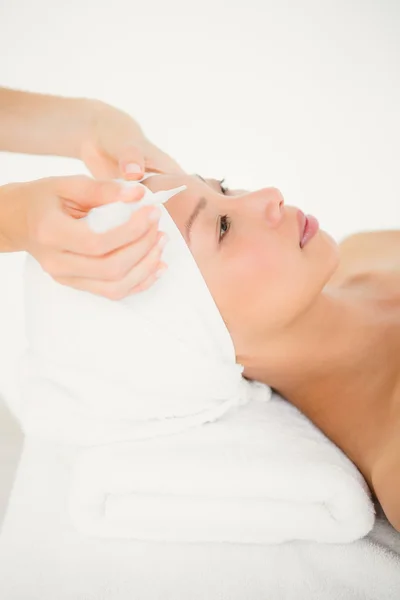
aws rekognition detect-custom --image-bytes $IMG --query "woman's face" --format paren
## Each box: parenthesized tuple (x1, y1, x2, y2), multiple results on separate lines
(143, 173, 340, 357)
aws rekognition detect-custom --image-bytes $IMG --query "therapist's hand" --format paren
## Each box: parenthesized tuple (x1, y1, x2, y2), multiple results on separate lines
(80, 101, 185, 180)
(0, 175, 168, 298)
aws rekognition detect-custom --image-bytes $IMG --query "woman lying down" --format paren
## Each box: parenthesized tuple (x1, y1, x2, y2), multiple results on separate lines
(134, 170, 400, 533)
(21, 161, 400, 537)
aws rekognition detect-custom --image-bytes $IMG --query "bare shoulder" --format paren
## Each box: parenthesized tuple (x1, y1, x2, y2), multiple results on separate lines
(371, 422, 400, 532)
(329, 230, 400, 287)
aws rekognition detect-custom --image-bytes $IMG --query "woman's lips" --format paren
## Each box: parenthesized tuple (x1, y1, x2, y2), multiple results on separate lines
(297, 209, 319, 248)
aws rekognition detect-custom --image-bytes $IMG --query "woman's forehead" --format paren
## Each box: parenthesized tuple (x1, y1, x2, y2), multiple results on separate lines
(140, 173, 202, 236)
(143, 172, 192, 191)
(142, 172, 221, 193)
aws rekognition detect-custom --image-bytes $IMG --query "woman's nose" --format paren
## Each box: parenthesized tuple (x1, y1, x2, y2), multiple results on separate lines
(246, 187, 285, 226)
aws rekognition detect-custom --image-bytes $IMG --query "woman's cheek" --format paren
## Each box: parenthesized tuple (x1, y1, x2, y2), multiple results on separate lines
(240, 246, 277, 284)
(227, 251, 272, 306)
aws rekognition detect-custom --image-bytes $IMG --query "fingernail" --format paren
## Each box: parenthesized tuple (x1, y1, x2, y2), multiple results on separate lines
(124, 163, 142, 174)
(149, 207, 161, 221)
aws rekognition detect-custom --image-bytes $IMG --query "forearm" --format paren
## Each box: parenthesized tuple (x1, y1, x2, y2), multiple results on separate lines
(0, 87, 101, 159)
(0, 182, 26, 253)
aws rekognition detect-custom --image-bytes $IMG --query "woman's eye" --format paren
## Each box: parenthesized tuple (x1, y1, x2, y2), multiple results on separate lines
(217, 178, 231, 243)
(219, 214, 231, 243)
(219, 178, 230, 195)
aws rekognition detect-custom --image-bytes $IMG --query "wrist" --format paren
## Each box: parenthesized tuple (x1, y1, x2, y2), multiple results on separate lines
(79, 100, 147, 161)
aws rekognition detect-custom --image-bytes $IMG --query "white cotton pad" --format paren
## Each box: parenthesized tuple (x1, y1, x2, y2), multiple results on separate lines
(84, 180, 187, 234)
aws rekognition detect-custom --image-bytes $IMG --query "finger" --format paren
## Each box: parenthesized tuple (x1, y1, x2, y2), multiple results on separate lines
(126, 267, 166, 295)
(54, 201, 157, 256)
(54, 175, 145, 210)
(118, 144, 145, 180)
(46, 224, 163, 281)
(53, 240, 167, 300)
(80, 140, 118, 179)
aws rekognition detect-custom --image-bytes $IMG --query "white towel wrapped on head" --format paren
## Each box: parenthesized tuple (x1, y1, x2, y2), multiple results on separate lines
(16, 173, 271, 445)
(14, 173, 376, 544)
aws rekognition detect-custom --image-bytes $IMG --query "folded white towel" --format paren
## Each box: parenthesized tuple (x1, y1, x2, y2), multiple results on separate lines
(68, 394, 376, 545)
(1, 437, 398, 600)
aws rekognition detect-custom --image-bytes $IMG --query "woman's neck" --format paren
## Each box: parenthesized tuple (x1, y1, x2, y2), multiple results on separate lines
(241, 283, 389, 407)
(240, 283, 395, 487)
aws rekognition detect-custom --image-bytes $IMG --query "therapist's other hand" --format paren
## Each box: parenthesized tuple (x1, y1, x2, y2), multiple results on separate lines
(80, 101, 185, 180)
(2, 175, 168, 298)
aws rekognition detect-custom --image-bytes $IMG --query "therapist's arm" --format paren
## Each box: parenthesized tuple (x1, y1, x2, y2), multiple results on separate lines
(0, 87, 183, 179)
(0, 86, 110, 159)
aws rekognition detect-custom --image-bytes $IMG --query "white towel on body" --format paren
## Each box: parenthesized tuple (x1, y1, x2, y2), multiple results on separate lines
(14, 173, 376, 544)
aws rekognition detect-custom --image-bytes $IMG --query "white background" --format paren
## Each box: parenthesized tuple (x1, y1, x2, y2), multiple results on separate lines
(0, 0, 399, 403)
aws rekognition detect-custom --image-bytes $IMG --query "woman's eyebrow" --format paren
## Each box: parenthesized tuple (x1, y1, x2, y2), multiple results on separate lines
(184, 173, 219, 246)
(185, 195, 207, 246)
(182, 174, 210, 245)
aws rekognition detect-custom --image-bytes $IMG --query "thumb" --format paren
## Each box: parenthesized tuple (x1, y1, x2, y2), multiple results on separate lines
(55, 175, 145, 211)
(117, 144, 145, 181)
